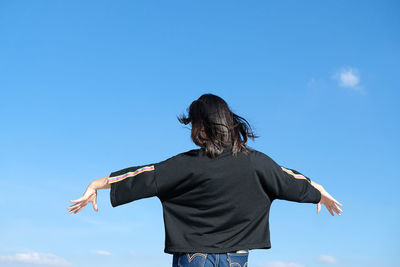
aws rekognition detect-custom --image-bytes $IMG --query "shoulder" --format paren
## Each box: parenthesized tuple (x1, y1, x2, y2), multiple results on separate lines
(181, 148, 203, 157)
(246, 146, 276, 166)
(155, 148, 201, 167)
(246, 146, 268, 158)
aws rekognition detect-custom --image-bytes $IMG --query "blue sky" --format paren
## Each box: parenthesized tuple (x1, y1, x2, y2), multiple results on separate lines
(0, 1, 399, 266)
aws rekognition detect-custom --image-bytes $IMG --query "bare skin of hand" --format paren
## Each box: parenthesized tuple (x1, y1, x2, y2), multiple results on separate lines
(312, 182, 343, 216)
(67, 186, 98, 214)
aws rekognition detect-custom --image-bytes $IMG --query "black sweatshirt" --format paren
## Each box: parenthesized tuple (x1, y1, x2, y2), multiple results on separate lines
(108, 143, 321, 254)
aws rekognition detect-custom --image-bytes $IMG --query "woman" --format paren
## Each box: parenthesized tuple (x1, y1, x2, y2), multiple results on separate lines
(68, 93, 343, 267)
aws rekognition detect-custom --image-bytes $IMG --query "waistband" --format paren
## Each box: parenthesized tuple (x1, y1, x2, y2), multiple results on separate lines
(231, 250, 249, 253)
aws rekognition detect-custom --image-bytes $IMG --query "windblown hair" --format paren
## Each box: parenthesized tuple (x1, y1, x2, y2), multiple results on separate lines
(177, 93, 259, 158)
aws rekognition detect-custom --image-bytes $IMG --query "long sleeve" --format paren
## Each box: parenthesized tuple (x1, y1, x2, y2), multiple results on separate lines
(108, 151, 190, 207)
(252, 150, 321, 203)
(108, 163, 158, 207)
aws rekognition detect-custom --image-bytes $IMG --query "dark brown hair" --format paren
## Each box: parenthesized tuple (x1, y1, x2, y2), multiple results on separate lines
(177, 93, 259, 158)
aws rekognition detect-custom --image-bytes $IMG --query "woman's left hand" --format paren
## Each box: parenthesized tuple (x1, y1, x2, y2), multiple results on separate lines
(67, 185, 98, 214)
(316, 186, 343, 216)
(311, 181, 343, 216)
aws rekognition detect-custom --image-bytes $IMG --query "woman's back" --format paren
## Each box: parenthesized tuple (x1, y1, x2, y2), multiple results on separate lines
(109, 143, 321, 254)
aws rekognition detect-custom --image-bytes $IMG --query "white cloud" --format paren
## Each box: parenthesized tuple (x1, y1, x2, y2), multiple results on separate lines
(92, 250, 112, 256)
(0, 252, 71, 266)
(308, 66, 366, 94)
(317, 254, 337, 263)
(259, 261, 305, 267)
(337, 67, 360, 87)
(331, 66, 366, 94)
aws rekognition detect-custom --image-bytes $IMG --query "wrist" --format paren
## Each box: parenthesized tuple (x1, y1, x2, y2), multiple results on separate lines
(89, 176, 111, 190)
(88, 183, 98, 190)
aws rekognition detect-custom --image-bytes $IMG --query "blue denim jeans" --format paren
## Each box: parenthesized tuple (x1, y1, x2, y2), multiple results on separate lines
(172, 251, 249, 267)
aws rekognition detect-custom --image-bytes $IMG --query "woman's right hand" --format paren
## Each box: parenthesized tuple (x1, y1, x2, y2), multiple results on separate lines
(67, 185, 98, 214)
(312, 182, 343, 216)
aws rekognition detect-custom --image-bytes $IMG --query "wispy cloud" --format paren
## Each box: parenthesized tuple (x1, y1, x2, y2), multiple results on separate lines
(129, 250, 138, 256)
(259, 261, 305, 267)
(307, 77, 328, 89)
(0, 252, 71, 266)
(317, 254, 337, 263)
(92, 250, 112, 256)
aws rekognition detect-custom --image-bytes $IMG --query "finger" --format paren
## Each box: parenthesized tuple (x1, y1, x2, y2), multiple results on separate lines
(70, 197, 83, 203)
(333, 205, 342, 216)
(326, 194, 342, 206)
(92, 197, 98, 212)
(327, 196, 343, 209)
(335, 204, 343, 213)
(68, 207, 78, 214)
(69, 202, 87, 214)
(73, 205, 85, 214)
(329, 201, 342, 213)
(329, 196, 342, 206)
(331, 205, 340, 215)
(317, 203, 321, 214)
(326, 205, 334, 216)
(67, 203, 81, 210)
(334, 200, 343, 207)
(68, 204, 80, 213)
(68, 203, 82, 213)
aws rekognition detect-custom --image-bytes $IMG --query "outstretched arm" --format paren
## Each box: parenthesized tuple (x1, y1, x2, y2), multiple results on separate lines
(280, 166, 343, 216)
(67, 175, 111, 214)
